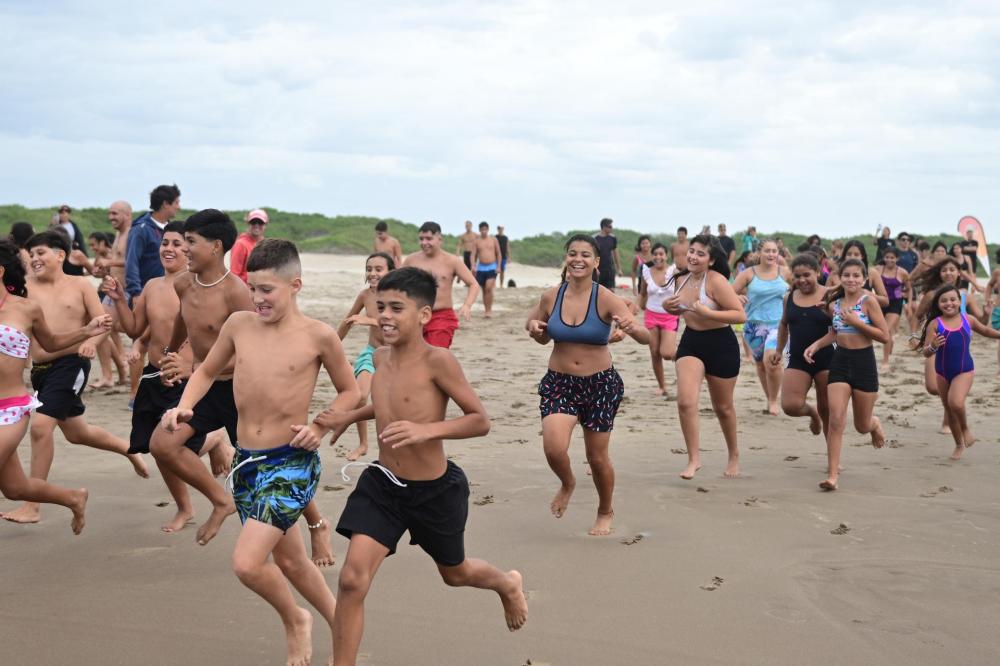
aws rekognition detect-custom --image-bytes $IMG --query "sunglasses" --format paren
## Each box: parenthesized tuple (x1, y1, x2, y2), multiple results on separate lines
(249, 220, 267, 226)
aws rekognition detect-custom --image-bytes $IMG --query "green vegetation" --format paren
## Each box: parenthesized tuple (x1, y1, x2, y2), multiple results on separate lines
(1, 204, 994, 275)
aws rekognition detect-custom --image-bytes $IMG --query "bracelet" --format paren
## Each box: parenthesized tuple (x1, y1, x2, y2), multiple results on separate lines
(925, 344, 938, 354)
(307, 518, 324, 530)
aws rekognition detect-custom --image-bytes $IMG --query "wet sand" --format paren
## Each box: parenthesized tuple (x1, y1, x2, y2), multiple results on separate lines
(3, 253, 1000, 665)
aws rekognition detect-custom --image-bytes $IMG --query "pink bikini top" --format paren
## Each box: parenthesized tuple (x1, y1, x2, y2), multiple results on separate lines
(0, 324, 30, 359)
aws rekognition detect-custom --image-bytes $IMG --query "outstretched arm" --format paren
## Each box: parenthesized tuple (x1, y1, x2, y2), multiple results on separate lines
(162, 316, 238, 431)
(103, 276, 146, 338)
(336, 291, 367, 340)
(453, 255, 480, 320)
(31, 303, 110, 352)
(289, 326, 361, 450)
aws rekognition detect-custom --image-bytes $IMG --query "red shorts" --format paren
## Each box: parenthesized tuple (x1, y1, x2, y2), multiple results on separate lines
(423, 308, 459, 348)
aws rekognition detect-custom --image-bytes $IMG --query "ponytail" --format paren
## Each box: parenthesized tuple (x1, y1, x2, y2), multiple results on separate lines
(0, 240, 27, 298)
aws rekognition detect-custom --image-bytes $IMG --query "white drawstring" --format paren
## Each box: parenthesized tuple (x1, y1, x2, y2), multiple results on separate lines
(226, 454, 268, 493)
(340, 461, 408, 487)
(139, 370, 162, 381)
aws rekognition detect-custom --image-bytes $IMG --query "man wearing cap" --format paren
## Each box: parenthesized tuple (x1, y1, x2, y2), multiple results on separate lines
(53, 204, 88, 276)
(125, 184, 181, 300)
(230, 209, 268, 283)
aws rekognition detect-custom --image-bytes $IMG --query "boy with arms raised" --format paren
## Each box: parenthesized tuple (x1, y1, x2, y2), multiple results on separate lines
(321, 267, 527, 666)
(163, 239, 360, 666)
(1, 231, 148, 525)
(151, 211, 335, 560)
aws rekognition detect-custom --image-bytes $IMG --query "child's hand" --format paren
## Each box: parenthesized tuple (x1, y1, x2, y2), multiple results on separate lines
(379, 420, 430, 448)
(78, 341, 97, 359)
(126, 348, 142, 365)
(608, 328, 626, 344)
(612, 313, 637, 335)
(459, 304, 473, 321)
(931, 333, 946, 350)
(160, 353, 190, 386)
(841, 309, 864, 329)
(102, 276, 126, 301)
(769, 351, 783, 368)
(161, 407, 193, 432)
(803, 343, 818, 364)
(289, 424, 324, 451)
(526, 320, 548, 341)
(315, 409, 352, 444)
(346, 313, 376, 327)
(85, 315, 113, 337)
(663, 295, 684, 315)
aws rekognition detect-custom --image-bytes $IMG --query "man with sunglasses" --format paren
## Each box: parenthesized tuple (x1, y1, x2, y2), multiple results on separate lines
(895, 232, 918, 273)
(230, 208, 268, 283)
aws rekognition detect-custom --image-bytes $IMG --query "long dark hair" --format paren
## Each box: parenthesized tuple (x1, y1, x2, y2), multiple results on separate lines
(842, 239, 870, 267)
(919, 284, 961, 348)
(634, 234, 652, 253)
(824, 258, 867, 306)
(366, 251, 396, 271)
(0, 239, 28, 297)
(667, 234, 730, 289)
(916, 257, 962, 292)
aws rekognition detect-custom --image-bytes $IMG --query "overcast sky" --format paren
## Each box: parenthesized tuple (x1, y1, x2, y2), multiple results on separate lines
(1, 1, 998, 239)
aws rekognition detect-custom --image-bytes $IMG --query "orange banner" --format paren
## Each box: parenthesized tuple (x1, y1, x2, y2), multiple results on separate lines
(957, 215, 990, 275)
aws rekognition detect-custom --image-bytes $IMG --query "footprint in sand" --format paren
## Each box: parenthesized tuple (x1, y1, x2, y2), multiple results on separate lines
(620, 533, 646, 545)
(323, 485, 345, 492)
(155, 501, 170, 507)
(742, 497, 765, 507)
(784, 456, 799, 462)
(670, 448, 686, 455)
(830, 523, 851, 535)
(700, 576, 725, 591)
(749, 446, 766, 451)
(696, 487, 710, 493)
(473, 494, 495, 506)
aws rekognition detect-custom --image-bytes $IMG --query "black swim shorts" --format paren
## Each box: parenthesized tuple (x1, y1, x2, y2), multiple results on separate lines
(30, 355, 91, 420)
(129, 363, 206, 454)
(187, 379, 238, 444)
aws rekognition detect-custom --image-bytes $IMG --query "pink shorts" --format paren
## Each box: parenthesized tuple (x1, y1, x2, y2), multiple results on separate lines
(0, 393, 41, 427)
(644, 309, 679, 332)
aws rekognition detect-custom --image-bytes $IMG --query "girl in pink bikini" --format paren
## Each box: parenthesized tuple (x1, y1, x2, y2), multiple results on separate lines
(0, 240, 110, 533)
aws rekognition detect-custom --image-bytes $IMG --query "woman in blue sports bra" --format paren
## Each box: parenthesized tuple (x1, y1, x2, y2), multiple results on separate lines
(919, 284, 1000, 460)
(732, 238, 791, 416)
(804, 259, 890, 491)
(662, 234, 746, 481)
(526, 234, 649, 536)
(0, 240, 110, 533)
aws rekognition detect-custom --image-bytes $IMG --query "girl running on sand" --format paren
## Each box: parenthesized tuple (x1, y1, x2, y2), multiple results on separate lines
(826, 240, 890, 308)
(804, 259, 890, 491)
(919, 284, 1000, 460)
(336, 252, 395, 462)
(631, 235, 653, 295)
(663, 235, 746, 480)
(0, 241, 109, 533)
(526, 235, 649, 536)
(871, 247, 911, 372)
(638, 243, 679, 396)
(732, 238, 791, 415)
(775, 253, 831, 436)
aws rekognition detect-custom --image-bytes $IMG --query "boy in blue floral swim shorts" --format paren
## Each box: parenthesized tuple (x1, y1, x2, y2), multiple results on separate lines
(162, 239, 360, 666)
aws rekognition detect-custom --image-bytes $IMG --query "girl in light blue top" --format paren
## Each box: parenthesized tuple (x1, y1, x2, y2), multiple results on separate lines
(732, 238, 791, 415)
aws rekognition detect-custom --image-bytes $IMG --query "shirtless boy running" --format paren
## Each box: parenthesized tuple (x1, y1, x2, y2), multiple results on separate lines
(321, 267, 527, 666)
(456, 220, 477, 279)
(473, 221, 502, 318)
(404, 221, 479, 348)
(90, 200, 132, 389)
(372, 222, 402, 268)
(671, 226, 689, 270)
(2, 231, 148, 525)
(163, 239, 360, 666)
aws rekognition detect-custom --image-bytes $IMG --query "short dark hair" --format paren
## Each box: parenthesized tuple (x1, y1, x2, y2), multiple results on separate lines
(25, 229, 70, 255)
(418, 221, 441, 235)
(183, 209, 238, 252)
(599, 218, 613, 229)
(374, 221, 388, 232)
(88, 231, 112, 245)
(163, 221, 186, 236)
(916, 240, 930, 251)
(9, 222, 35, 249)
(896, 231, 912, 241)
(246, 238, 301, 277)
(376, 266, 437, 308)
(150, 184, 181, 212)
(677, 226, 688, 234)
(479, 221, 489, 229)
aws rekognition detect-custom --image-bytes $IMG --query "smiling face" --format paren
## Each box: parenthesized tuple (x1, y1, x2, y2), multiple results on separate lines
(564, 240, 598, 279)
(108, 203, 130, 231)
(792, 265, 818, 294)
(759, 240, 779, 265)
(248, 268, 300, 322)
(183, 231, 220, 274)
(159, 231, 187, 273)
(639, 238, 651, 253)
(686, 241, 711, 275)
(651, 246, 667, 267)
(376, 288, 431, 344)
(87, 237, 107, 257)
(938, 262, 959, 285)
(882, 251, 897, 268)
(938, 289, 962, 316)
(248, 219, 266, 240)
(29, 244, 64, 278)
(418, 231, 441, 255)
(365, 256, 391, 287)
(839, 264, 865, 294)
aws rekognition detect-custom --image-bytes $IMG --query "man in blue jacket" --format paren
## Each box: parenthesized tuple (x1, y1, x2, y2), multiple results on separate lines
(125, 184, 181, 301)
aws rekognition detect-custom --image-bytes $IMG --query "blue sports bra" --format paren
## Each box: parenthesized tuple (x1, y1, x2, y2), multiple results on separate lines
(547, 282, 611, 345)
(831, 294, 872, 334)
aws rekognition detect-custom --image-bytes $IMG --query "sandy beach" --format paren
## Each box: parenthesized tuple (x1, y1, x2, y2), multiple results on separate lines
(3, 252, 1000, 665)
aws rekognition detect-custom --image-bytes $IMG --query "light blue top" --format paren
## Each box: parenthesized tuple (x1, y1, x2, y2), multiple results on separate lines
(745, 268, 788, 323)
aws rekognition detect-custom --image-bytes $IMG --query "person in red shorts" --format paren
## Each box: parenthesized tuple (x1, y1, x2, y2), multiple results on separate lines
(403, 221, 479, 348)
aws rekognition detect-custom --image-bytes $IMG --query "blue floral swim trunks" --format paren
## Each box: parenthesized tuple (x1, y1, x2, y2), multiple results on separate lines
(230, 443, 321, 533)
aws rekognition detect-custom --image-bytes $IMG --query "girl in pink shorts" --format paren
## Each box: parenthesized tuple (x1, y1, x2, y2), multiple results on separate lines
(639, 243, 680, 396)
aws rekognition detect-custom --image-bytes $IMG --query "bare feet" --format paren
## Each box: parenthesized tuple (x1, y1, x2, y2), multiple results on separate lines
(950, 445, 965, 461)
(499, 570, 528, 631)
(724, 457, 741, 479)
(652, 387, 666, 396)
(0, 503, 41, 524)
(680, 461, 701, 480)
(69, 488, 88, 534)
(819, 478, 838, 491)
(588, 510, 614, 536)
(208, 440, 235, 477)
(195, 500, 236, 545)
(550, 482, 575, 518)
(767, 402, 781, 416)
(161, 509, 196, 533)
(808, 406, 822, 435)
(309, 519, 335, 567)
(345, 443, 367, 462)
(128, 453, 150, 478)
(963, 431, 977, 448)
(89, 378, 114, 390)
(284, 607, 313, 666)
(938, 421, 952, 435)
(869, 417, 886, 449)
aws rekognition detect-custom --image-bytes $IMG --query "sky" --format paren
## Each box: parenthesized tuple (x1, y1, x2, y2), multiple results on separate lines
(1, 1, 999, 239)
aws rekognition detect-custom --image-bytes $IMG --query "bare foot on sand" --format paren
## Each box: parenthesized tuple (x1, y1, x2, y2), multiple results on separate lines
(808, 406, 822, 435)
(284, 607, 313, 666)
(938, 422, 952, 435)
(128, 453, 150, 478)
(499, 570, 528, 631)
(550, 482, 575, 518)
(767, 402, 780, 416)
(162, 509, 195, 533)
(196, 501, 236, 545)
(89, 378, 114, 390)
(963, 431, 977, 448)
(69, 488, 88, 535)
(950, 445, 965, 461)
(724, 457, 741, 479)
(870, 417, 885, 449)
(1, 503, 41, 524)
(680, 461, 701, 480)
(345, 444, 367, 462)
(819, 478, 838, 491)
(588, 510, 614, 536)
(309, 519, 335, 567)
(652, 387, 666, 396)
(208, 441, 235, 477)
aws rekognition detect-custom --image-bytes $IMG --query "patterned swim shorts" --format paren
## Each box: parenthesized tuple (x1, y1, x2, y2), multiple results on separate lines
(743, 320, 780, 362)
(231, 443, 321, 533)
(538, 367, 625, 432)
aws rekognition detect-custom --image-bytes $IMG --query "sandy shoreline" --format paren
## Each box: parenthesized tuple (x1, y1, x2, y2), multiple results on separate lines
(3, 252, 1000, 665)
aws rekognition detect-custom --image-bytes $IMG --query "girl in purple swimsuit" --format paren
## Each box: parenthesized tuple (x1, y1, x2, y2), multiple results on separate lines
(919, 285, 1000, 460)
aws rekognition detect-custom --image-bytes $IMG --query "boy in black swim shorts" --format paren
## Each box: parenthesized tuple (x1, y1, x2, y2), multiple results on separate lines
(320, 267, 528, 665)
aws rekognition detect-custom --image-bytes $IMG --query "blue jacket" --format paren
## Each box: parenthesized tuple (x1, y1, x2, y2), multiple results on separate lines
(125, 212, 166, 298)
